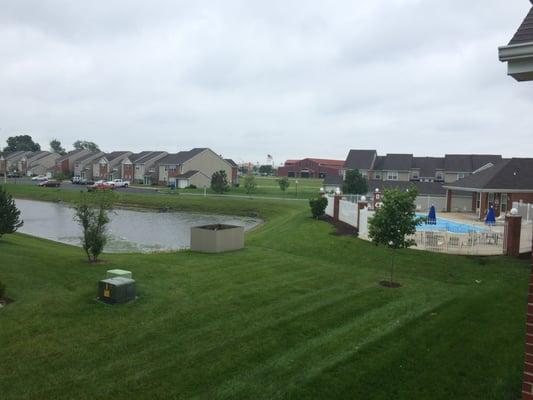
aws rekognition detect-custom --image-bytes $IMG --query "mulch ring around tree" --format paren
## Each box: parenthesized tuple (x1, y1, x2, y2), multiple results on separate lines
(0, 297, 14, 309)
(319, 215, 358, 237)
(379, 281, 402, 289)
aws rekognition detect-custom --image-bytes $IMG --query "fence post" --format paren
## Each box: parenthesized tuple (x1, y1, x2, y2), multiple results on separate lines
(333, 195, 341, 222)
(357, 200, 368, 229)
(504, 214, 522, 257)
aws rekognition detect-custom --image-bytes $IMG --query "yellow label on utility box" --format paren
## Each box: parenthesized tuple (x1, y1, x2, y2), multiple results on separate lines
(103, 284, 110, 298)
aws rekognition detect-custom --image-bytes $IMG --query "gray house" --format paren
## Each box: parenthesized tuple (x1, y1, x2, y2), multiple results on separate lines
(92, 151, 132, 180)
(121, 151, 168, 184)
(74, 151, 105, 179)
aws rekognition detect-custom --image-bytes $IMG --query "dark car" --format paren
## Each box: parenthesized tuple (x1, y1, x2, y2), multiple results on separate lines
(39, 179, 61, 187)
(79, 178, 94, 185)
(7, 171, 20, 178)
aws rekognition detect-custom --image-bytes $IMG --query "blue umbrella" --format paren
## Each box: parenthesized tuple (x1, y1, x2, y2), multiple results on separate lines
(485, 206, 496, 226)
(427, 205, 437, 225)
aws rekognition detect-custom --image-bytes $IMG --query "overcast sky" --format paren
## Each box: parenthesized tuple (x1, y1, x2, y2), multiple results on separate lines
(1, 0, 532, 165)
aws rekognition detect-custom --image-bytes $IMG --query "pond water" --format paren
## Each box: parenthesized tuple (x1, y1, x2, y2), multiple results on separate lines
(15, 199, 261, 253)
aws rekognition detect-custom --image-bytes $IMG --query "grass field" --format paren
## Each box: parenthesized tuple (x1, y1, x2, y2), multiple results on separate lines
(0, 184, 530, 399)
(148, 176, 324, 199)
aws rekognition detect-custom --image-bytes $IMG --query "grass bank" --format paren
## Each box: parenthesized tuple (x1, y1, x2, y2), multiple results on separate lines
(0, 184, 530, 399)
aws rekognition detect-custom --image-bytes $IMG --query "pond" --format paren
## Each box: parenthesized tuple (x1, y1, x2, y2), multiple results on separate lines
(14, 199, 261, 253)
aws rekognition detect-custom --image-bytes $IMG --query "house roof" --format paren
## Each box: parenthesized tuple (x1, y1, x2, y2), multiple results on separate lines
(158, 148, 207, 165)
(323, 174, 344, 186)
(344, 150, 377, 170)
(133, 151, 167, 164)
(76, 151, 103, 163)
(509, 5, 533, 45)
(368, 180, 446, 196)
(4, 151, 31, 161)
(129, 151, 153, 163)
(471, 154, 502, 171)
(176, 170, 202, 179)
(225, 159, 238, 167)
(55, 149, 87, 163)
(105, 151, 131, 162)
(382, 154, 413, 171)
(412, 157, 444, 177)
(443, 158, 533, 192)
(444, 154, 502, 172)
(307, 158, 345, 167)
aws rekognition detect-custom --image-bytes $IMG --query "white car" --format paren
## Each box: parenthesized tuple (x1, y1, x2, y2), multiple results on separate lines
(32, 175, 48, 181)
(107, 179, 130, 188)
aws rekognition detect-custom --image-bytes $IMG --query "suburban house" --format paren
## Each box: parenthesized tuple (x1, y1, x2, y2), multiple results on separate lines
(157, 148, 235, 187)
(277, 158, 345, 178)
(55, 149, 92, 175)
(92, 151, 132, 180)
(342, 149, 501, 183)
(443, 158, 533, 219)
(499, 3, 533, 81)
(121, 151, 168, 184)
(1, 151, 33, 172)
(225, 159, 239, 186)
(20, 151, 60, 176)
(74, 151, 105, 179)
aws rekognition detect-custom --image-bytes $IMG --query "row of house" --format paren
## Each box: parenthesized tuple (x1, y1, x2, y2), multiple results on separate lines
(0, 150, 61, 176)
(54, 147, 238, 187)
(325, 149, 533, 220)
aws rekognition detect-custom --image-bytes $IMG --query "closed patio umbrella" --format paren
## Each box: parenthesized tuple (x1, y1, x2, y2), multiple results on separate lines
(485, 206, 496, 226)
(427, 205, 437, 225)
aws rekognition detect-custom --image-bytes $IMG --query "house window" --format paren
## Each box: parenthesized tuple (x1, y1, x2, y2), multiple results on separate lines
(411, 172, 419, 180)
(436, 172, 444, 181)
(501, 193, 508, 213)
(374, 172, 381, 180)
(457, 172, 466, 180)
(386, 171, 398, 180)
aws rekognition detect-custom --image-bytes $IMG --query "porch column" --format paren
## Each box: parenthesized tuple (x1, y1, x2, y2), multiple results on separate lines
(471, 192, 477, 213)
(504, 214, 522, 257)
(480, 193, 489, 220)
(446, 189, 452, 212)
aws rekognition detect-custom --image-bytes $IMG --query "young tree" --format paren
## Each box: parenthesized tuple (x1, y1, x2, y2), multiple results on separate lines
(277, 177, 290, 192)
(309, 196, 328, 219)
(74, 192, 114, 262)
(3, 135, 41, 152)
(368, 187, 423, 287)
(211, 170, 230, 194)
(73, 140, 100, 152)
(0, 185, 23, 239)
(244, 175, 257, 195)
(342, 169, 368, 195)
(49, 139, 66, 155)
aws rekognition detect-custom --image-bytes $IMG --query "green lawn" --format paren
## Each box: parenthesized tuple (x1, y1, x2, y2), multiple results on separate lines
(0, 185, 529, 399)
(140, 175, 324, 199)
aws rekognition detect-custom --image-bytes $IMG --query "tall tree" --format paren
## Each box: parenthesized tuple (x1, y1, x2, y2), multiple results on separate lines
(73, 140, 100, 152)
(49, 139, 66, 156)
(259, 165, 273, 175)
(368, 187, 424, 287)
(3, 135, 41, 152)
(211, 170, 230, 194)
(0, 185, 24, 239)
(342, 169, 368, 195)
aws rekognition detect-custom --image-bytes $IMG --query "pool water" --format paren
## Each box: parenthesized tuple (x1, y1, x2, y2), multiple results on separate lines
(416, 214, 488, 233)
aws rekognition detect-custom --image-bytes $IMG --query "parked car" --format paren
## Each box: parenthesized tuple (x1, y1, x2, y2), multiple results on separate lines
(71, 176, 81, 184)
(79, 178, 94, 185)
(39, 179, 61, 187)
(7, 171, 20, 178)
(87, 181, 115, 192)
(107, 179, 130, 188)
(32, 175, 48, 181)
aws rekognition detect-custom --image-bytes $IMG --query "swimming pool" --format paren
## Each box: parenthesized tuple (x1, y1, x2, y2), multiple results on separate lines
(415, 214, 488, 233)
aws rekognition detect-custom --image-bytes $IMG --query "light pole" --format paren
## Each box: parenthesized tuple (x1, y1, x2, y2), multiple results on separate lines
(295, 180, 298, 198)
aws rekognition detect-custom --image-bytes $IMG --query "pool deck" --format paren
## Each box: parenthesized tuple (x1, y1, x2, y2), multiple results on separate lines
(436, 212, 505, 233)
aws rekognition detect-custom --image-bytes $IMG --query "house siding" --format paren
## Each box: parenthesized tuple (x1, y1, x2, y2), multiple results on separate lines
(181, 150, 232, 184)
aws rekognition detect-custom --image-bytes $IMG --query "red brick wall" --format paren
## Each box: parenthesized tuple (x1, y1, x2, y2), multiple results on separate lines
(278, 159, 342, 178)
(123, 164, 133, 181)
(510, 193, 533, 206)
(523, 245, 533, 399)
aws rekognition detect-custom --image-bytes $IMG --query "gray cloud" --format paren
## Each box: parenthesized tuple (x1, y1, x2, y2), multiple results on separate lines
(1, 0, 532, 165)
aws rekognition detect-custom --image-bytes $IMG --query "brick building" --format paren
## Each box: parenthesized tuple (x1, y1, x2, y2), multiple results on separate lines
(277, 158, 345, 179)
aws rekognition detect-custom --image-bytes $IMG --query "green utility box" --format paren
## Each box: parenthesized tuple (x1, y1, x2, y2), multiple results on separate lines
(106, 269, 133, 279)
(98, 277, 136, 304)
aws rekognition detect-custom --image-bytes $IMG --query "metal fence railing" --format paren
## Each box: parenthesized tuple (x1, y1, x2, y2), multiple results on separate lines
(409, 231, 504, 255)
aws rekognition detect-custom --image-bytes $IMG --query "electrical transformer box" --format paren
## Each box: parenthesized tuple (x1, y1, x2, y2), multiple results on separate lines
(98, 277, 136, 304)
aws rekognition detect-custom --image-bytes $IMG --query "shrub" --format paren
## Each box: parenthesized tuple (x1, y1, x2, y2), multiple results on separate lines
(244, 175, 257, 195)
(0, 185, 23, 239)
(211, 171, 230, 194)
(0, 281, 5, 299)
(187, 184, 197, 189)
(277, 177, 290, 192)
(309, 196, 328, 219)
